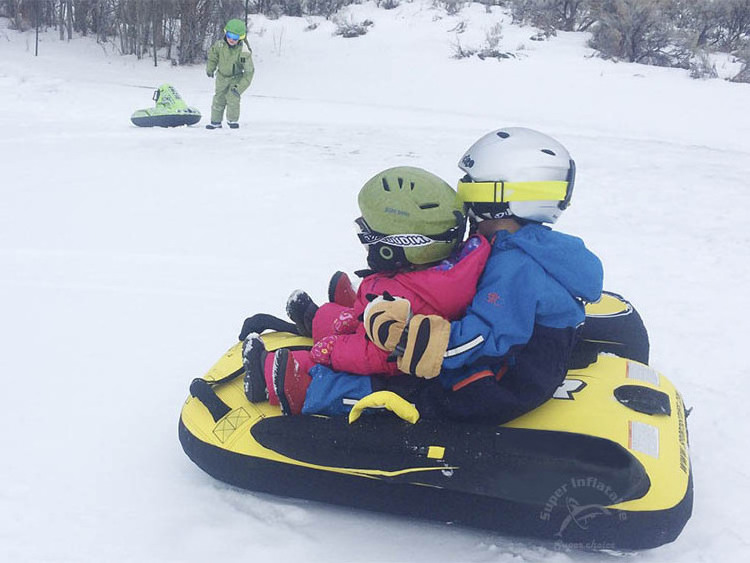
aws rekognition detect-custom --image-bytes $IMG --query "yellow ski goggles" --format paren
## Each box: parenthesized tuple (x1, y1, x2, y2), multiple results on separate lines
(457, 159, 576, 210)
(457, 180, 570, 205)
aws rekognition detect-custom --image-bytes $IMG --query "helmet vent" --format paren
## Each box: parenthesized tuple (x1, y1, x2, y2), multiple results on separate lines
(497, 131, 510, 138)
(541, 149, 556, 156)
(419, 203, 439, 209)
(381, 178, 391, 191)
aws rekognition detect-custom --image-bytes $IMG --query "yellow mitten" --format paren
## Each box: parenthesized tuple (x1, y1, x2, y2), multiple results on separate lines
(396, 314, 451, 379)
(363, 293, 412, 352)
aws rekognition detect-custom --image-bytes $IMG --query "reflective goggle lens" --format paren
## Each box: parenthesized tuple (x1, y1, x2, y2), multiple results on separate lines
(225, 31, 241, 40)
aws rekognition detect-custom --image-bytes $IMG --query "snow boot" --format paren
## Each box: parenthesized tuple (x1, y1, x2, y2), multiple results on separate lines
(286, 290, 319, 337)
(242, 333, 268, 402)
(272, 348, 312, 415)
(228, 121, 240, 129)
(206, 121, 222, 130)
(328, 271, 357, 308)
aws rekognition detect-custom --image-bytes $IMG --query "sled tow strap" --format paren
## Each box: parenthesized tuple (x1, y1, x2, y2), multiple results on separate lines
(189, 378, 232, 422)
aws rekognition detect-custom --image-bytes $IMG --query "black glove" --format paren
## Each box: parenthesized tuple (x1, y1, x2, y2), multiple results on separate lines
(238, 313, 298, 341)
(230, 86, 240, 97)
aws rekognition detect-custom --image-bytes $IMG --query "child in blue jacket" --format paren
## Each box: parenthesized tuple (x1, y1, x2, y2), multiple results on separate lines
(364, 127, 604, 424)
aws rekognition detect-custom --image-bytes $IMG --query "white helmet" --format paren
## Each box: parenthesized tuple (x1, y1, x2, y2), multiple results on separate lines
(457, 127, 576, 224)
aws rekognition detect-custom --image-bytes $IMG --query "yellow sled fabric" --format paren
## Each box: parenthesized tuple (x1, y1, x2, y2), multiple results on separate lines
(179, 293, 692, 550)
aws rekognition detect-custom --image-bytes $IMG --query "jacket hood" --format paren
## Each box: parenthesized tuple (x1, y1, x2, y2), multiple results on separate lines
(495, 223, 603, 302)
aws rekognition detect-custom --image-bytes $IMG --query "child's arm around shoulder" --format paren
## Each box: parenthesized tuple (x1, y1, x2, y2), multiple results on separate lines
(442, 250, 543, 370)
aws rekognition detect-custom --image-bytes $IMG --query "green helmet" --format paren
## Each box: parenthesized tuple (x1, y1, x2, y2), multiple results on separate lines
(224, 19, 246, 40)
(356, 166, 466, 271)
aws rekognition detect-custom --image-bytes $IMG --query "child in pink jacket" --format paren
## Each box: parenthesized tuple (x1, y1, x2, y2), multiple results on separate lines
(243, 167, 489, 415)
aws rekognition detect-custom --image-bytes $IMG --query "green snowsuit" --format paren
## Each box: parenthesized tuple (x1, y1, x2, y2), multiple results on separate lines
(206, 38, 255, 123)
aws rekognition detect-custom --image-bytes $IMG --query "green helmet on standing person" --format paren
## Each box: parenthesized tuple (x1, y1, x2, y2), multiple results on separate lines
(224, 19, 247, 41)
(356, 166, 466, 272)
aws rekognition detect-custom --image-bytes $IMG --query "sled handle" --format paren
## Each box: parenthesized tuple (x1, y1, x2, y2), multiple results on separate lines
(238, 313, 299, 341)
(348, 391, 420, 425)
(189, 378, 231, 422)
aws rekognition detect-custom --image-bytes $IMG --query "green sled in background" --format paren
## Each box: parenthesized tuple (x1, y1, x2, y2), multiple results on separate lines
(131, 84, 201, 127)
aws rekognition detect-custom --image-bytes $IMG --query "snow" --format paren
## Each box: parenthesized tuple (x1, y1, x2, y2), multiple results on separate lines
(1, 2, 749, 561)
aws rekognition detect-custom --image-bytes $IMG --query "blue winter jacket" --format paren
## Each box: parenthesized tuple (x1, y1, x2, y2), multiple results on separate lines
(440, 223, 603, 390)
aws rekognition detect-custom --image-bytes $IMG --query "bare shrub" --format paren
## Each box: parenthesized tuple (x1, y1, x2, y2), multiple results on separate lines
(509, 0, 597, 33)
(452, 22, 515, 60)
(731, 47, 750, 82)
(589, 0, 690, 68)
(378, 0, 401, 10)
(482, 22, 503, 50)
(267, 4, 285, 20)
(304, 0, 353, 19)
(689, 49, 719, 79)
(333, 17, 374, 38)
(451, 38, 477, 58)
(719, 0, 750, 51)
(665, 0, 724, 48)
(436, 0, 466, 16)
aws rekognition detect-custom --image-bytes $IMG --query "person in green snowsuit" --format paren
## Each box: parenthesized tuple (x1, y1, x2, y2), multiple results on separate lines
(205, 19, 255, 129)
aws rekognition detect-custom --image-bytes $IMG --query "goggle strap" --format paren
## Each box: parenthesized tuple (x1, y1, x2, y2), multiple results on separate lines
(357, 232, 430, 247)
(355, 217, 461, 247)
(559, 159, 576, 210)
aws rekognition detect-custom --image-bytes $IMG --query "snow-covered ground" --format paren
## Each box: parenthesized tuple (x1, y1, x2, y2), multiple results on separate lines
(1, 2, 749, 561)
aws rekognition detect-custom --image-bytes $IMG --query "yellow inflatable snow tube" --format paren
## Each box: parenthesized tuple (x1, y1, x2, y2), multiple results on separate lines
(179, 294, 691, 550)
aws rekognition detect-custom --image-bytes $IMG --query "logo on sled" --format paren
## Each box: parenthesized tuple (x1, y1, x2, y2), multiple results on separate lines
(553, 379, 586, 400)
(540, 476, 628, 550)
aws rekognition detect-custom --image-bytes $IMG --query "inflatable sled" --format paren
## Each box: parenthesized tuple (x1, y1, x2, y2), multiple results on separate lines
(130, 84, 201, 127)
(179, 292, 692, 551)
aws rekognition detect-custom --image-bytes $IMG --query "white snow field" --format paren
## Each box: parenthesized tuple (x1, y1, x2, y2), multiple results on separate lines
(1, 2, 749, 561)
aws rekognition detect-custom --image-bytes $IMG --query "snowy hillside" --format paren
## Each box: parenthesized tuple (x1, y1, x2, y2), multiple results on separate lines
(1, 2, 749, 561)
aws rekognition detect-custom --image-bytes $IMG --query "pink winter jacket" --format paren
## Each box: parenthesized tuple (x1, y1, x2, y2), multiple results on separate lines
(311, 235, 491, 377)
